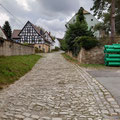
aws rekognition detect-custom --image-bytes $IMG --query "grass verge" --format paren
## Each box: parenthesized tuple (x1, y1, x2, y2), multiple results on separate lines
(0, 55, 41, 89)
(62, 53, 105, 69)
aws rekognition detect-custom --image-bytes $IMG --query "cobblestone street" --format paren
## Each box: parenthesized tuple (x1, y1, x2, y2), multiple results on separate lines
(0, 52, 120, 120)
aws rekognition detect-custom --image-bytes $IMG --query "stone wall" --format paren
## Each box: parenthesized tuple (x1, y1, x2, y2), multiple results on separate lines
(67, 47, 104, 64)
(34, 44, 50, 53)
(0, 38, 35, 56)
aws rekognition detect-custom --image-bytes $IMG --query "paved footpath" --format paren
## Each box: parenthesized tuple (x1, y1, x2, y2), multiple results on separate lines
(0, 52, 120, 120)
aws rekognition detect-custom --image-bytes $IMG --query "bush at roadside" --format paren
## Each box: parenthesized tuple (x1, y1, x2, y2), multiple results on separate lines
(73, 36, 99, 56)
(35, 47, 44, 53)
(80, 36, 99, 50)
(52, 47, 60, 52)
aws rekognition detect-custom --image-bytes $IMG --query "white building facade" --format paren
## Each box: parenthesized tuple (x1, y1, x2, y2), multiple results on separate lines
(65, 10, 101, 38)
(51, 38, 61, 50)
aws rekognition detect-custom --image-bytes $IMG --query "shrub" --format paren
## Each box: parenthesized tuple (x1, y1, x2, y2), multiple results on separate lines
(64, 7, 94, 54)
(52, 47, 60, 52)
(73, 36, 99, 56)
(55, 46, 60, 51)
(35, 47, 43, 53)
(73, 37, 82, 56)
(60, 39, 68, 51)
(81, 36, 99, 50)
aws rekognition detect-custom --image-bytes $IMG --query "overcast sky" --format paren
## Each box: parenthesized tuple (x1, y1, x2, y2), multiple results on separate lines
(0, 0, 93, 38)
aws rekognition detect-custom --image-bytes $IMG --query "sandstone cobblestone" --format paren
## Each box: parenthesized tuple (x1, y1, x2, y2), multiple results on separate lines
(0, 52, 120, 120)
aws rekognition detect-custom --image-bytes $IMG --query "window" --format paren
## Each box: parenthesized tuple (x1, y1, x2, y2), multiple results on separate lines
(91, 26, 94, 29)
(24, 36, 28, 43)
(32, 36, 35, 43)
(39, 46, 41, 49)
(28, 28, 31, 33)
(91, 19, 93, 21)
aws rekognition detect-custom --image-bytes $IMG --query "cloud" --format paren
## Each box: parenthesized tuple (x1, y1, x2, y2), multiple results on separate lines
(36, 18, 67, 38)
(0, 0, 93, 38)
(38, 0, 80, 14)
(16, 0, 31, 11)
(0, 13, 10, 26)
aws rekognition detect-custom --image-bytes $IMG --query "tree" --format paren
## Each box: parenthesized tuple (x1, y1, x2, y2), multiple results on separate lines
(76, 7, 86, 23)
(95, 10, 120, 36)
(116, 14, 120, 34)
(111, 0, 115, 43)
(64, 7, 94, 55)
(94, 22, 110, 35)
(2, 21, 12, 39)
(34, 25, 45, 35)
(91, 0, 119, 44)
(60, 39, 68, 51)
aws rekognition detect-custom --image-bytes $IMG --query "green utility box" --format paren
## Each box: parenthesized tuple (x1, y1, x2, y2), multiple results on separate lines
(104, 44, 120, 66)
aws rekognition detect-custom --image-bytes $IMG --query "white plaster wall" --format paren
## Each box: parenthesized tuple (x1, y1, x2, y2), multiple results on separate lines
(85, 14, 100, 38)
(66, 13, 101, 38)
(51, 39, 60, 50)
(0, 28, 7, 39)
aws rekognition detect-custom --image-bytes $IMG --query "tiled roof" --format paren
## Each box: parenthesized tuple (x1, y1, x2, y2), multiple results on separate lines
(32, 24, 41, 35)
(12, 30, 21, 39)
(31, 23, 44, 36)
(44, 31, 55, 42)
(83, 10, 90, 14)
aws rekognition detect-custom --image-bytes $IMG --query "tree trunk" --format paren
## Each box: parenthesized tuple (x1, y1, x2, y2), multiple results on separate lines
(111, 0, 116, 44)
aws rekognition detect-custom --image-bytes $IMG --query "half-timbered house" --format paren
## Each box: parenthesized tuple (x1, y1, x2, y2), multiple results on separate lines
(12, 21, 53, 53)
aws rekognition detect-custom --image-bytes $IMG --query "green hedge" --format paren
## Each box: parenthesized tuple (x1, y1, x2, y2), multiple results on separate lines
(52, 47, 60, 52)
(80, 36, 99, 50)
(73, 36, 99, 56)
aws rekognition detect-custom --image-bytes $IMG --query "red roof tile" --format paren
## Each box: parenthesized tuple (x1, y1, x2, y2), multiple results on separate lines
(12, 30, 21, 39)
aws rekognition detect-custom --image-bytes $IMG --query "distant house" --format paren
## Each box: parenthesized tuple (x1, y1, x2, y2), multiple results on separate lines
(0, 26, 7, 39)
(12, 29, 21, 42)
(12, 21, 53, 53)
(44, 31, 55, 50)
(65, 9, 101, 38)
(51, 38, 61, 50)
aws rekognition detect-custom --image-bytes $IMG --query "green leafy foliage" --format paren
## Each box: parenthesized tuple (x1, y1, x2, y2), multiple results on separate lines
(73, 36, 99, 56)
(63, 7, 95, 56)
(80, 36, 99, 50)
(35, 47, 44, 53)
(51, 47, 60, 52)
(91, 0, 120, 35)
(2, 21, 12, 39)
(116, 14, 120, 35)
(65, 22, 93, 50)
(94, 22, 110, 35)
(90, 0, 110, 19)
(60, 39, 68, 51)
